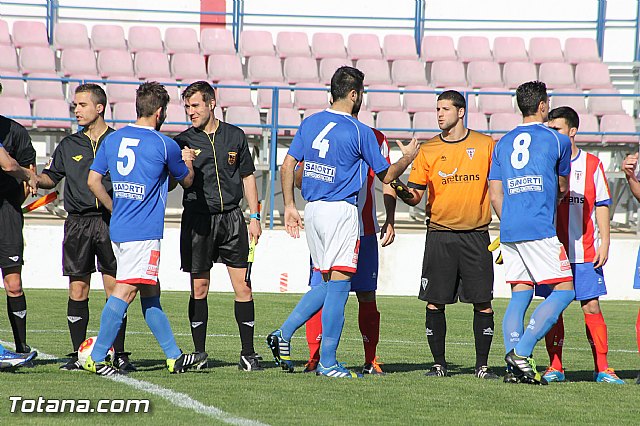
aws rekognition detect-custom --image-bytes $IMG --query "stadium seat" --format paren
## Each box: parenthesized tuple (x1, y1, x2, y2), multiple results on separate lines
(134, 51, 171, 79)
(60, 48, 98, 77)
(257, 82, 293, 109)
(164, 27, 200, 54)
(239, 30, 275, 58)
(403, 85, 437, 113)
(391, 60, 427, 86)
(0, 73, 25, 98)
(600, 114, 639, 143)
(503, 61, 537, 89)
(163, 103, 188, 133)
(19, 46, 56, 74)
(575, 113, 601, 143)
(27, 73, 64, 101)
(200, 28, 235, 55)
(466, 61, 502, 88)
(207, 54, 244, 82)
(0, 19, 11, 46)
(293, 83, 328, 110)
(311, 32, 347, 59)
(0, 45, 19, 72)
(97, 49, 134, 77)
(492, 37, 528, 63)
(457, 36, 492, 62)
(367, 84, 402, 112)
(284, 57, 319, 83)
(91, 25, 128, 51)
(12, 21, 48, 48)
(166, 85, 182, 105)
(575, 62, 612, 90)
(171, 53, 207, 81)
(421, 36, 457, 62)
(268, 108, 300, 136)
(216, 80, 254, 108)
(550, 88, 587, 113)
(347, 33, 382, 60)
(587, 88, 625, 116)
(528, 37, 564, 64)
(33, 99, 71, 129)
(276, 32, 311, 58)
(383, 35, 418, 61)
(564, 37, 600, 64)
(0, 96, 32, 127)
(128, 26, 164, 53)
(112, 102, 137, 129)
(413, 111, 440, 139)
(430, 61, 466, 87)
(319, 58, 351, 84)
(356, 59, 391, 84)
(248, 56, 284, 83)
(225, 106, 263, 136)
(489, 112, 521, 140)
(538, 62, 575, 89)
(54, 23, 90, 51)
(105, 76, 138, 104)
(467, 112, 489, 132)
(376, 110, 412, 139)
(303, 109, 323, 120)
(477, 87, 514, 115)
(357, 110, 375, 128)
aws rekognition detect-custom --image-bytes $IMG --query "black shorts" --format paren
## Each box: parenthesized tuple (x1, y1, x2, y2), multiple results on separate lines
(180, 207, 249, 272)
(63, 214, 117, 276)
(0, 199, 24, 269)
(418, 230, 494, 305)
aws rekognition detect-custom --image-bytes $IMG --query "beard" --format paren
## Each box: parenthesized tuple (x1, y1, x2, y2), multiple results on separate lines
(351, 92, 363, 115)
(156, 108, 167, 131)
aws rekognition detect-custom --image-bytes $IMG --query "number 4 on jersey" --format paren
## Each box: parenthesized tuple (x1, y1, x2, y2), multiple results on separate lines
(311, 122, 337, 158)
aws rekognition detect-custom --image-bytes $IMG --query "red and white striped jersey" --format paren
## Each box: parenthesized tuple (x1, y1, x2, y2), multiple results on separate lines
(556, 150, 611, 263)
(358, 128, 391, 236)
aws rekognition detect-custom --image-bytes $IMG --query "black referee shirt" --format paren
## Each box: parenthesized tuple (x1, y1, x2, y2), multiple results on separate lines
(0, 115, 36, 206)
(42, 127, 114, 215)
(175, 121, 255, 214)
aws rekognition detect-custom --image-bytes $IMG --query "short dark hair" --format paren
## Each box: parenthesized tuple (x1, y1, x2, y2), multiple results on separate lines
(0, 82, 3, 95)
(75, 83, 107, 117)
(181, 80, 216, 103)
(136, 81, 170, 118)
(330, 66, 365, 102)
(548, 106, 580, 130)
(437, 90, 466, 110)
(516, 81, 548, 117)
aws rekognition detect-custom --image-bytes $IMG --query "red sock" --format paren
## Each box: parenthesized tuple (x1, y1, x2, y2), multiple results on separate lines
(358, 301, 380, 364)
(635, 309, 640, 355)
(305, 309, 322, 361)
(585, 312, 609, 372)
(544, 313, 564, 371)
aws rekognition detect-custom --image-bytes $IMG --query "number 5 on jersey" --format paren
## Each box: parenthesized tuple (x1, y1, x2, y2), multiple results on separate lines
(311, 122, 337, 158)
(117, 137, 140, 176)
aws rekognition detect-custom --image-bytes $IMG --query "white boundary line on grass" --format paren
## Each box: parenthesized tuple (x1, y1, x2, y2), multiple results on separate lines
(0, 339, 269, 426)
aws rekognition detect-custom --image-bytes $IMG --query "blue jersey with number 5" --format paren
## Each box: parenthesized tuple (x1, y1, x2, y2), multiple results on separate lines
(489, 123, 571, 243)
(287, 109, 390, 204)
(90, 124, 189, 243)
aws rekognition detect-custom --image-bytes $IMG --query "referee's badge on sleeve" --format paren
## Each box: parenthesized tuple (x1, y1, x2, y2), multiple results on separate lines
(228, 151, 237, 165)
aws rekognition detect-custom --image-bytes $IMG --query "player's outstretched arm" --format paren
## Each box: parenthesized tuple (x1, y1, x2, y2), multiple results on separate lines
(87, 170, 112, 212)
(380, 182, 397, 247)
(0, 146, 32, 184)
(622, 153, 640, 202)
(489, 179, 503, 220)
(281, 154, 303, 238)
(242, 173, 262, 244)
(176, 147, 195, 189)
(376, 138, 419, 184)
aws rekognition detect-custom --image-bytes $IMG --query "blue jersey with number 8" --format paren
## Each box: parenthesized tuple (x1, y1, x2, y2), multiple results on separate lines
(489, 122, 571, 243)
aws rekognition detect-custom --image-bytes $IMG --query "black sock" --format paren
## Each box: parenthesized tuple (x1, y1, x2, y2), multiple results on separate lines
(113, 312, 128, 353)
(7, 294, 28, 352)
(67, 298, 89, 352)
(235, 300, 255, 356)
(189, 297, 208, 353)
(473, 310, 495, 369)
(425, 306, 447, 367)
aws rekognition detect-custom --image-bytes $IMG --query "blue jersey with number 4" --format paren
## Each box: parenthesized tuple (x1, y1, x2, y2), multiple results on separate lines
(90, 124, 189, 243)
(287, 109, 390, 204)
(489, 123, 571, 243)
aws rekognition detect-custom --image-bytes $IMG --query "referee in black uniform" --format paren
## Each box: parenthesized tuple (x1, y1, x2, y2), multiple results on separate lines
(175, 81, 263, 371)
(36, 84, 133, 371)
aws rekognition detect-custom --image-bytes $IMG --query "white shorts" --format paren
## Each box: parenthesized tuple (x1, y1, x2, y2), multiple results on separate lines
(304, 200, 359, 274)
(502, 236, 573, 285)
(112, 240, 161, 285)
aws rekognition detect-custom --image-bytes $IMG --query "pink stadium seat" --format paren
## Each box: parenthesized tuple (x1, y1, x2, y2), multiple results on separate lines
(492, 37, 528, 63)
(112, 102, 137, 129)
(200, 28, 235, 55)
(239, 30, 275, 58)
(391, 60, 427, 86)
(0, 96, 32, 127)
(550, 88, 587, 114)
(98, 50, 134, 77)
(134, 51, 171, 79)
(225, 106, 263, 136)
(27, 73, 64, 101)
(0, 19, 11, 46)
(467, 112, 489, 132)
(163, 103, 188, 133)
(19, 46, 56, 74)
(293, 83, 328, 110)
(61, 48, 98, 77)
(601, 114, 639, 143)
(268, 108, 300, 136)
(257, 82, 293, 109)
(166, 85, 182, 105)
(367, 84, 402, 112)
(403, 85, 437, 113)
(276, 32, 311, 58)
(575, 113, 601, 143)
(171, 53, 207, 81)
(430, 61, 466, 87)
(477, 87, 514, 115)
(575, 62, 612, 90)
(303, 109, 323, 120)
(564, 38, 600, 64)
(413, 111, 440, 139)
(503, 61, 537, 89)
(128, 26, 164, 53)
(284, 57, 319, 83)
(357, 110, 375, 128)
(33, 99, 71, 129)
(0, 45, 19, 72)
(247, 56, 284, 83)
(91, 25, 128, 51)
(54, 23, 90, 50)
(347, 33, 382, 60)
(311, 33, 347, 59)
(0, 73, 24, 98)
(383, 35, 417, 61)
(164, 27, 200, 54)
(319, 58, 351, 84)
(538, 62, 575, 89)
(528, 37, 564, 64)
(466, 61, 502, 88)
(457, 36, 492, 63)
(489, 112, 521, 141)
(105, 77, 138, 104)
(216, 80, 254, 108)
(420, 36, 457, 62)
(207, 54, 244, 82)
(356, 59, 391, 85)
(376, 110, 412, 139)
(587, 88, 625, 116)
(12, 21, 48, 48)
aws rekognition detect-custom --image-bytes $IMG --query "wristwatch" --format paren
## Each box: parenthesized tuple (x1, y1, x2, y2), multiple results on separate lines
(250, 213, 260, 220)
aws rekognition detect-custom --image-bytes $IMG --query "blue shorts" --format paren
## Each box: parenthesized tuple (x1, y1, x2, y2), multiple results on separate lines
(535, 262, 606, 301)
(309, 234, 378, 292)
(634, 247, 640, 290)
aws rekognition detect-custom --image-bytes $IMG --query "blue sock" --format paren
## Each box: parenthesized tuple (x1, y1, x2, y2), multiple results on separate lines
(0, 343, 5, 353)
(502, 289, 533, 356)
(141, 296, 181, 359)
(319, 279, 351, 367)
(515, 289, 575, 357)
(93, 296, 129, 363)
(280, 281, 328, 341)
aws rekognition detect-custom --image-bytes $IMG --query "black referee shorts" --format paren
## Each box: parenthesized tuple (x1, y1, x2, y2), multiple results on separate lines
(0, 199, 24, 269)
(63, 214, 117, 277)
(418, 230, 494, 305)
(180, 207, 249, 272)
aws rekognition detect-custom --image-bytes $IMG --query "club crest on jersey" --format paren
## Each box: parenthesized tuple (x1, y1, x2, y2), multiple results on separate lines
(574, 170, 583, 181)
(228, 151, 237, 165)
(72, 155, 83, 162)
(466, 148, 475, 160)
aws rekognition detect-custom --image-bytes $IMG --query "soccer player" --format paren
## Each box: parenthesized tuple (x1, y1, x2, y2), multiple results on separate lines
(267, 66, 418, 378)
(398, 90, 498, 379)
(174, 81, 262, 371)
(489, 81, 575, 385)
(84, 82, 207, 376)
(35, 83, 134, 372)
(535, 106, 623, 384)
